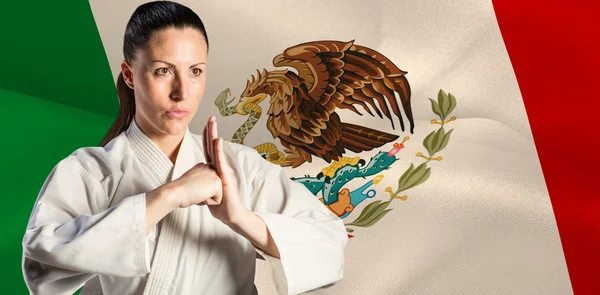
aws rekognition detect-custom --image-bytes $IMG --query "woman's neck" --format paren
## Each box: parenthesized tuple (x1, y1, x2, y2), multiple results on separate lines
(135, 118, 185, 164)
(153, 135, 184, 164)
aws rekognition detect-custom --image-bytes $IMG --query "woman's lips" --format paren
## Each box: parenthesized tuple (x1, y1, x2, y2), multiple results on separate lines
(167, 110, 188, 119)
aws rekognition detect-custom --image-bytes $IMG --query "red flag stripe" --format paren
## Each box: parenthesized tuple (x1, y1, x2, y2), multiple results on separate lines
(492, 0, 600, 293)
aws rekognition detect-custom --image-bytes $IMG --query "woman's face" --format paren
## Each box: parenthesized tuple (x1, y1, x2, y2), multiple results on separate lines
(123, 27, 208, 139)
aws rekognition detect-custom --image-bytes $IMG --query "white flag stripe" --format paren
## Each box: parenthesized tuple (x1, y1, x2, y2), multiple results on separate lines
(89, 1, 572, 294)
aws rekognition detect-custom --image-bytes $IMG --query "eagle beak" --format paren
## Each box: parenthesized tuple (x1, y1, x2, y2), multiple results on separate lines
(235, 93, 267, 115)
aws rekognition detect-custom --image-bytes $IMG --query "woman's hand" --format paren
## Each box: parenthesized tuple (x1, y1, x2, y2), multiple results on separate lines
(145, 162, 222, 233)
(203, 116, 249, 225)
(202, 116, 281, 258)
(167, 162, 223, 208)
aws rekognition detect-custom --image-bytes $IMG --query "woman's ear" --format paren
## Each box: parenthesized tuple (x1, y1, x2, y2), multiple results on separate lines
(120, 61, 134, 89)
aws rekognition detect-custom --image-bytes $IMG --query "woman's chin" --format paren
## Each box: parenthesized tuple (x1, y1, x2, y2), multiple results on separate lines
(163, 118, 189, 135)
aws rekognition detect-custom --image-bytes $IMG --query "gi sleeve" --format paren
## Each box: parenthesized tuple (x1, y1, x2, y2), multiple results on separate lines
(250, 157, 349, 295)
(22, 156, 150, 295)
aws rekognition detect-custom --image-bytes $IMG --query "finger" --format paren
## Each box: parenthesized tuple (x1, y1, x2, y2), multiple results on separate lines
(215, 138, 231, 185)
(206, 117, 215, 163)
(204, 197, 219, 206)
(212, 137, 220, 176)
(211, 120, 220, 166)
(207, 183, 223, 205)
(202, 122, 211, 163)
(207, 119, 216, 164)
(214, 193, 223, 205)
(211, 119, 219, 149)
(211, 117, 218, 139)
(207, 162, 216, 170)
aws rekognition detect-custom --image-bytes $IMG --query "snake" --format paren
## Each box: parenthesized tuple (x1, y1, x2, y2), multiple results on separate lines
(213, 88, 285, 164)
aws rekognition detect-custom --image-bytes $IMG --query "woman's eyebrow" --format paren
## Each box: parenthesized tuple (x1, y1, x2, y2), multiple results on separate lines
(151, 60, 206, 68)
(189, 62, 206, 68)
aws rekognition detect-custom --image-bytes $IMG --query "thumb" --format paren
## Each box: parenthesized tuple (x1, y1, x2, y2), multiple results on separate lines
(215, 138, 236, 186)
(206, 182, 223, 205)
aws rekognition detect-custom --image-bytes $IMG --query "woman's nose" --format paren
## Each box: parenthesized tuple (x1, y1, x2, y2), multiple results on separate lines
(171, 76, 189, 101)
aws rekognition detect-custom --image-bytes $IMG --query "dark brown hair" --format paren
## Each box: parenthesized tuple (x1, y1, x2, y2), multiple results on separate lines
(99, 1, 209, 146)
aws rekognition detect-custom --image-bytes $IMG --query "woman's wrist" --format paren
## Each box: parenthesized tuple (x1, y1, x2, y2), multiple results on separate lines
(228, 210, 281, 259)
(145, 185, 177, 233)
(156, 181, 182, 210)
(226, 208, 254, 228)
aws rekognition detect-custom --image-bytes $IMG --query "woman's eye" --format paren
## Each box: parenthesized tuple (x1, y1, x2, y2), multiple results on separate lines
(191, 68, 202, 76)
(155, 68, 169, 75)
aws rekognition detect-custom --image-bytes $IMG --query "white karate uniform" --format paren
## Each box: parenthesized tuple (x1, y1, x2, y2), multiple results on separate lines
(21, 119, 348, 295)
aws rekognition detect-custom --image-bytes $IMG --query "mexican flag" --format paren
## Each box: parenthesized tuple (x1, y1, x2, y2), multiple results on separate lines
(1, 0, 597, 294)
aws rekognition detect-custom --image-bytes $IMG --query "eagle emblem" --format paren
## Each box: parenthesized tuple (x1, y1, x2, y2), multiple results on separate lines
(214, 40, 458, 237)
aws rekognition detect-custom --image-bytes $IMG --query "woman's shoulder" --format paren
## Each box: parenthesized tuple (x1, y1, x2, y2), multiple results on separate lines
(59, 132, 132, 182)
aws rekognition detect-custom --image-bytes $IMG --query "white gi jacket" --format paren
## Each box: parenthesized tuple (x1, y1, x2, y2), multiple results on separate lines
(22, 119, 348, 295)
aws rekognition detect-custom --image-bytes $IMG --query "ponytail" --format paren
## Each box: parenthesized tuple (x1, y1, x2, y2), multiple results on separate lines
(99, 72, 136, 146)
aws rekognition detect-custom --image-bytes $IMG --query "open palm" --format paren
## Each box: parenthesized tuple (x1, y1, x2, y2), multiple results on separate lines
(202, 116, 247, 225)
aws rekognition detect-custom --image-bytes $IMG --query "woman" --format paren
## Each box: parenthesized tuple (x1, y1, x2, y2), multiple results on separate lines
(21, 1, 348, 294)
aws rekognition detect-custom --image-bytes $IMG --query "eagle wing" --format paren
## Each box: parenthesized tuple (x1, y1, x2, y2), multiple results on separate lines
(266, 73, 346, 163)
(272, 40, 414, 133)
